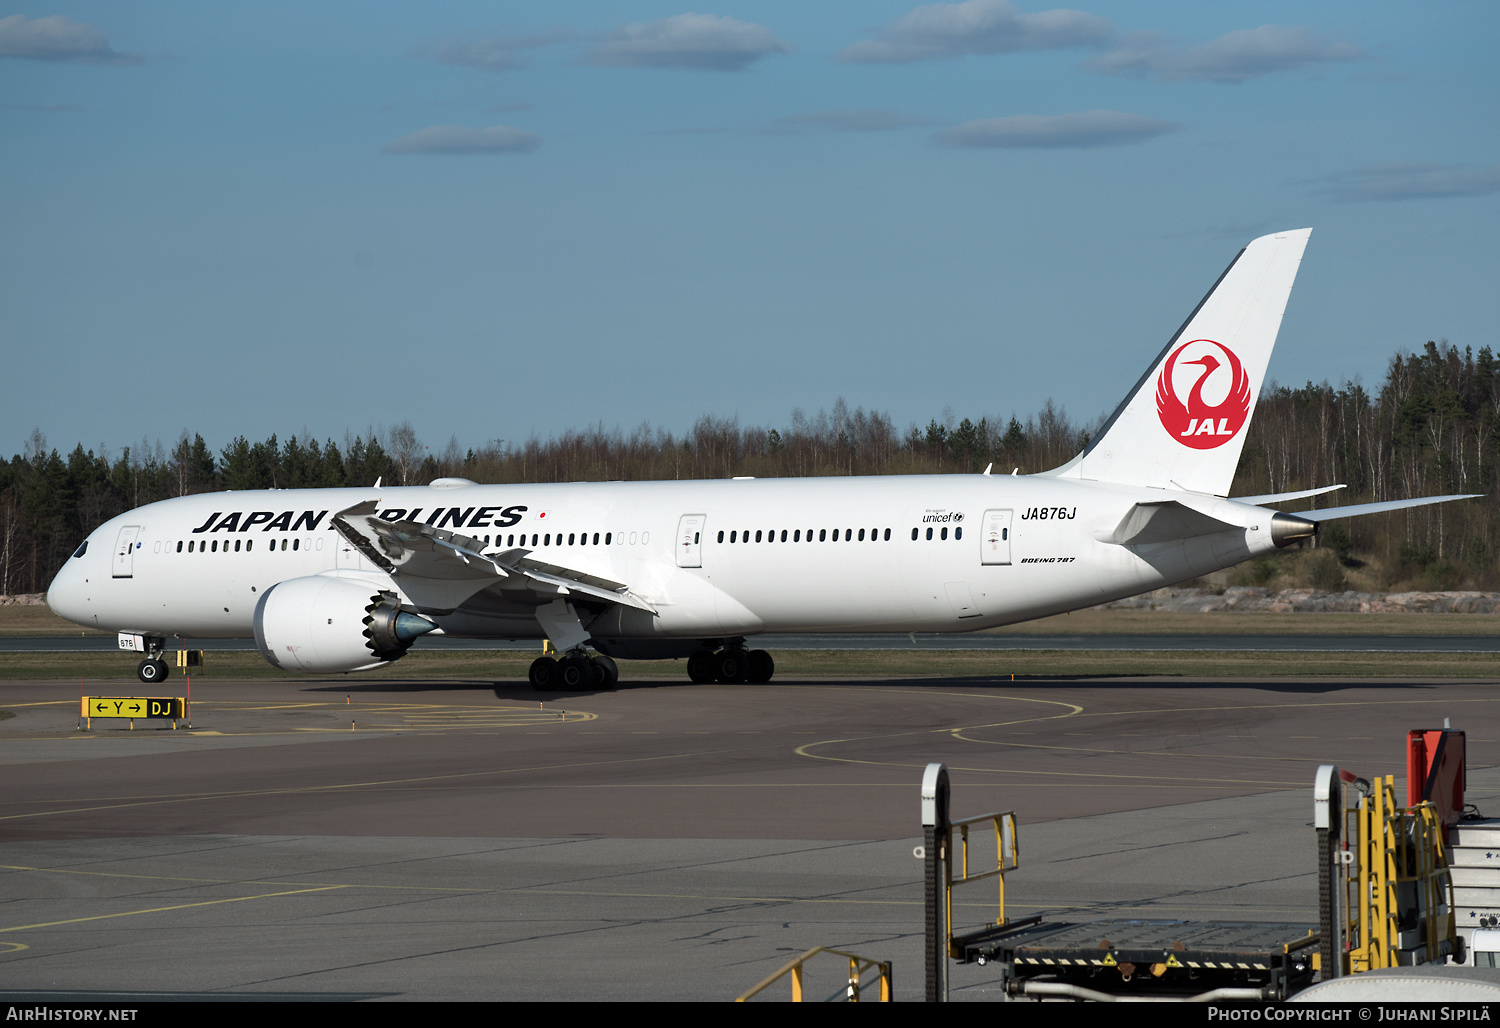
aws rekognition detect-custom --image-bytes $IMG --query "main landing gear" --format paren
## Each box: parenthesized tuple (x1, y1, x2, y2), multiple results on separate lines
(687, 646, 774, 685)
(529, 651, 619, 692)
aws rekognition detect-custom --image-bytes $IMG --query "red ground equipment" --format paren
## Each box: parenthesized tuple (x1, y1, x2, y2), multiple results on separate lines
(1407, 726, 1466, 839)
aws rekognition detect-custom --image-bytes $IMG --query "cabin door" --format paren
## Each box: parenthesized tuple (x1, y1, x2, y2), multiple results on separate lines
(675, 514, 706, 568)
(980, 509, 1013, 565)
(112, 525, 140, 578)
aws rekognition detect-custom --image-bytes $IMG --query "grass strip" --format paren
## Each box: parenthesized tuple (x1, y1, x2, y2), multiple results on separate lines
(4, 648, 1500, 682)
(6, 604, 1499, 638)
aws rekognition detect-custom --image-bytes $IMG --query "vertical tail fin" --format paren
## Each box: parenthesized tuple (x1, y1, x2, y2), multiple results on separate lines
(1048, 228, 1311, 496)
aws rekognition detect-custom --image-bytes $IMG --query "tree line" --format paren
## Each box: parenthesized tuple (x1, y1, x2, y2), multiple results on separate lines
(3, 341, 1496, 595)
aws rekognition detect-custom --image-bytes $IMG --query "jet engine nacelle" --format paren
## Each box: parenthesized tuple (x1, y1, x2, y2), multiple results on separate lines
(252, 575, 435, 674)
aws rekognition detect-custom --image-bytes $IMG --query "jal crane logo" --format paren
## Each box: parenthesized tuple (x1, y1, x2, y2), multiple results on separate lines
(1155, 339, 1251, 449)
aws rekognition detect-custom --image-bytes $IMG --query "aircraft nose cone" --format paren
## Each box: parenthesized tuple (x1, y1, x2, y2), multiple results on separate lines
(46, 550, 90, 625)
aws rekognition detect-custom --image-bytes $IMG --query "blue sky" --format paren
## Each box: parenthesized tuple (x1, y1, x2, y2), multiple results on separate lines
(2, 2, 1496, 462)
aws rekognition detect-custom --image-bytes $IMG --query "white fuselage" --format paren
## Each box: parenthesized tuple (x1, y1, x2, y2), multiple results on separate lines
(47, 474, 1281, 646)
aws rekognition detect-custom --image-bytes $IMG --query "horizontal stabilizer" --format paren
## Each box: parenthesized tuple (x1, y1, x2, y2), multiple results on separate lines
(1234, 484, 1346, 505)
(1096, 501, 1240, 546)
(1292, 495, 1481, 522)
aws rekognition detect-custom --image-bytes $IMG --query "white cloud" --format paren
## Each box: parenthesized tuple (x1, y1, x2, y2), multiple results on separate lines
(838, 1, 1113, 64)
(382, 124, 542, 155)
(1088, 25, 1364, 83)
(934, 110, 1178, 149)
(1318, 163, 1500, 202)
(761, 108, 934, 134)
(584, 14, 791, 71)
(0, 14, 141, 65)
(413, 30, 574, 73)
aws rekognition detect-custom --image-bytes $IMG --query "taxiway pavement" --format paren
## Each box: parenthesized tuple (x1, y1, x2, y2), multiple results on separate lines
(2, 674, 1497, 1001)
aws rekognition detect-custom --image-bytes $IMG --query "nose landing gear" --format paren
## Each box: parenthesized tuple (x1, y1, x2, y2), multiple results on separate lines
(129, 635, 171, 683)
(136, 658, 170, 683)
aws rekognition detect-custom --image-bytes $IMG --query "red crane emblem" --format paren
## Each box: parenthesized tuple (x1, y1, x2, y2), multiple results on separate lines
(1155, 339, 1251, 450)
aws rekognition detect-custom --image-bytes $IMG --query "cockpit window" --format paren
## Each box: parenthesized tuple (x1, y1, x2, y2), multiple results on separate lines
(73, 541, 88, 558)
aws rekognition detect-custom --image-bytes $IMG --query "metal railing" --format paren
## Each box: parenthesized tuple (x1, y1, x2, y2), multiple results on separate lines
(947, 810, 1018, 955)
(736, 946, 894, 1003)
(1341, 774, 1457, 972)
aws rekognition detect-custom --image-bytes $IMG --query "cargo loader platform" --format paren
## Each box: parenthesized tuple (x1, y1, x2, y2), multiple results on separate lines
(959, 917, 1320, 1001)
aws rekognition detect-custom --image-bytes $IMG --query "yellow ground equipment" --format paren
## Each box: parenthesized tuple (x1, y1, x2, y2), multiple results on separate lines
(1317, 765, 1461, 973)
(735, 947, 893, 1003)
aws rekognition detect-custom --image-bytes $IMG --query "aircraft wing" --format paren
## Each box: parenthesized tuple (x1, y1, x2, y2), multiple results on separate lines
(331, 501, 656, 613)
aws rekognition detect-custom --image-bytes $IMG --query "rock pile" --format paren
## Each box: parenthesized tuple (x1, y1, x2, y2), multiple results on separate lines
(1102, 588, 1500, 614)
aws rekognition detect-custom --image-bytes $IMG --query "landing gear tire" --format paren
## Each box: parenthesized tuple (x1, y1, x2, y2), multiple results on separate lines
(137, 658, 169, 684)
(529, 656, 559, 691)
(714, 649, 748, 684)
(687, 649, 716, 684)
(592, 655, 619, 691)
(747, 649, 774, 684)
(558, 655, 592, 690)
